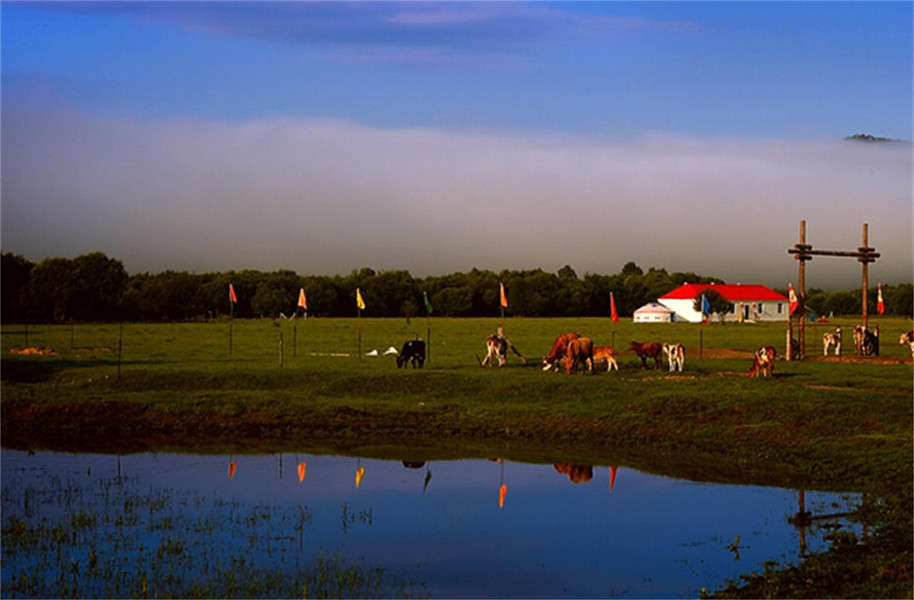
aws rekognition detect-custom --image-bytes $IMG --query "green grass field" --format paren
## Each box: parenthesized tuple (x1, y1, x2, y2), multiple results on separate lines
(2, 316, 912, 598)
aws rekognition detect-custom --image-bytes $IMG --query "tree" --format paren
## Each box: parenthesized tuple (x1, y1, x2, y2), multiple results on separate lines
(1, 253, 33, 323)
(693, 289, 733, 323)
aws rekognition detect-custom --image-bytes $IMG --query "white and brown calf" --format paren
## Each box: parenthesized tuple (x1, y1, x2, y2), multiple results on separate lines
(661, 343, 685, 372)
(822, 327, 842, 356)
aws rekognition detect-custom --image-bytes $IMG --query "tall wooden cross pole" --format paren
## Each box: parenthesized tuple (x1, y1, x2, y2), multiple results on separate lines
(787, 220, 879, 358)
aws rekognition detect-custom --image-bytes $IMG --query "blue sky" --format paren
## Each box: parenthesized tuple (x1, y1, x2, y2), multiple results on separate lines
(2, 1, 912, 287)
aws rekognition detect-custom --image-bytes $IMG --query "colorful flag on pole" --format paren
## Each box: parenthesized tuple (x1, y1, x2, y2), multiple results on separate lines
(500, 283, 508, 308)
(229, 284, 238, 304)
(877, 284, 885, 315)
(610, 291, 619, 323)
(423, 291, 433, 315)
(356, 288, 366, 311)
(298, 288, 307, 311)
(788, 283, 798, 315)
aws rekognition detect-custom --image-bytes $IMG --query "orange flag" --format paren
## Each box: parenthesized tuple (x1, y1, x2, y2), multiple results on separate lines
(498, 483, 508, 508)
(499, 283, 508, 308)
(877, 284, 885, 315)
(228, 461, 237, 480)
(229, 284, 238, 304)
(610, 292, 619, 323)
(609, 465, 618, 491)
(298, 288, 307, 311)
(297, 462, 307, 482)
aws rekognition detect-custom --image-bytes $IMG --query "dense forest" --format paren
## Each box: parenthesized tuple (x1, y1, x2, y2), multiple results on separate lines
(1, 251, 911, 323)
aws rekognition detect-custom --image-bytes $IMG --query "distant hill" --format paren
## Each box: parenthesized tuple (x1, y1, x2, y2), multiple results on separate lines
(844, 133, 908, 143)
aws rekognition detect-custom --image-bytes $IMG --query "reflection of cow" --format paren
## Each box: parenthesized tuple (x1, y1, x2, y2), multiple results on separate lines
(822, 327, 842, 356)
(564, 337, 594, 374)
(542, 332, 581, 371)
(401, 461, 426, 469)
(396, 340, 425, 368)
(554, 463, 593, 484)
(630, 341, 663, 369)
(481, 335, 508, 367)
(900, 331, 914, 357)
(662, 343, 685, 372)
(593, 346, 619, 372)
(749, 346, 776, 378)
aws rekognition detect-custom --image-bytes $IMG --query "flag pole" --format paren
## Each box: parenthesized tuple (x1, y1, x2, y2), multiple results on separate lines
(424, 291, 433, 364)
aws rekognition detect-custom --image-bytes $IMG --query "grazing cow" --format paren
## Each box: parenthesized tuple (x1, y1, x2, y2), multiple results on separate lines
(853, 326, 879, 356)
(481, 335, 508, 367)
(748, 346, 777, 378)
(822, 326, 842, 356)
(396, 340, 425, 369)
(542, 332, 582, 371)
(592, 345, 619, 372)
(564, 337, 594, 374)
(899, 331, 914, 357)
(629, 341, 663, 369)
(661, 343, 686, 372)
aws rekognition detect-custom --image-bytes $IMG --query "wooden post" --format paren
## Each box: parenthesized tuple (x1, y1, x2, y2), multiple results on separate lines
(860, 223, 870, 329)
(117, 322, 123, 380)
(797, 220, 807, 359)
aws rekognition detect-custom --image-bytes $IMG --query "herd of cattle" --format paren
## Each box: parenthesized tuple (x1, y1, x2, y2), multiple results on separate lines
(395, 326, 914, 376)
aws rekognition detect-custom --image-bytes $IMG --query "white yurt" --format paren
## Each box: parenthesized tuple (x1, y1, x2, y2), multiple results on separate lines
(633, 302, 675, 323)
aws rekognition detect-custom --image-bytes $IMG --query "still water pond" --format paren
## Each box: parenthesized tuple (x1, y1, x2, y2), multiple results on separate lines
(1, 450, 860, 598)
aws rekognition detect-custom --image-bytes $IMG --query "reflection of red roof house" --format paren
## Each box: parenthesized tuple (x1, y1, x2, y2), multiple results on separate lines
(658, 284, 789, 323)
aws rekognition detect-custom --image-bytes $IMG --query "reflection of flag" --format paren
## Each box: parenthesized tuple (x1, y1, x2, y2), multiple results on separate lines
(298, 288, 307, 311)
(229, 284, 238, 304)
(228, 461, 237, 480)
(297, 462, 307, 482)
(609, 465, 618, 492)
(500, 283, 508, 308)
(610, 292, 619, 323)
(355, 466, 365, 488)
(877, 284, 885, 315)
(423, 291, 433, 315)
(356, 288, 366, 311)
(498, 483, 507, 508)
(701, 294, 710, 316)
(423, 469, 432, 492)
(788, 284, 798, 315)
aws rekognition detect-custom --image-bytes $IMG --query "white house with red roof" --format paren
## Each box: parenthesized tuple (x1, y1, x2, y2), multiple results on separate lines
(658, 283, 790, 323)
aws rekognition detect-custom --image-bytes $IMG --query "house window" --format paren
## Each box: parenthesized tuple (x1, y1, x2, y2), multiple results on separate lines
(777, 303, 783, 313)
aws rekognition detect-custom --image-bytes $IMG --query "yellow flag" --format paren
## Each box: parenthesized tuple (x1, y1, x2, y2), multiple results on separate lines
(356, 288, 366, 311)
(355, 466, 366, 488)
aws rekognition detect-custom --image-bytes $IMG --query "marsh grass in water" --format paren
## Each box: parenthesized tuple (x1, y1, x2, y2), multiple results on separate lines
(1, 472, 419, 598)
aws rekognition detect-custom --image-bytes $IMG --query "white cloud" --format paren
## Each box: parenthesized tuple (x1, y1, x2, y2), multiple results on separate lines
(2, 108, 910, 288)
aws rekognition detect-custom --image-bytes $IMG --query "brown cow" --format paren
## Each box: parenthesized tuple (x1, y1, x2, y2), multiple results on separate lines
(629, 341, 663, 369)
(542, 332, 581, 371)
(748, 346, 777, 378)
(554, 463, 594, 484)
(564, 337, 594, 374)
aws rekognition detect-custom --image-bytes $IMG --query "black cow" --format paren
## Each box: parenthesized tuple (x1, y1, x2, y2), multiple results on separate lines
(397, 340, 426, 368)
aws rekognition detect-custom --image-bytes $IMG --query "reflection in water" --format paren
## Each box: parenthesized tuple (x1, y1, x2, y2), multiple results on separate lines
(1, 450, 864, 599)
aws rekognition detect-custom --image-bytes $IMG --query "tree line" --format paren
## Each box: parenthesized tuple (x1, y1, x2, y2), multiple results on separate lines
(2, 251, 911, 323)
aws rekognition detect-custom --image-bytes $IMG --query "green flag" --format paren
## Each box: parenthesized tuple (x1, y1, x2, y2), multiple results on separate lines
(423, 291, 433, 315)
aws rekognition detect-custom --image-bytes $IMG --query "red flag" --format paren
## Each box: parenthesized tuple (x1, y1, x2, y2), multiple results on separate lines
(229, 284, 238, 304)
(499, 283, 508, 308)
(877, 284, 885, 315)
(498, 483, 508, 508)
(610, 292, 619, 323)
(609, 465, 618, 492)
(788, 284, 798, 315)
(228, 461, 237, 480)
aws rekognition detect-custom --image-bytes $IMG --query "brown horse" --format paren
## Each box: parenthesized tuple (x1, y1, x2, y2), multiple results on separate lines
(542, 332, 581, 371)
(629, 341, 663, 369)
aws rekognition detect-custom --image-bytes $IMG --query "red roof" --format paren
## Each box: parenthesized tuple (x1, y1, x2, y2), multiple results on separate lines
(659, 283, 788, 302)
